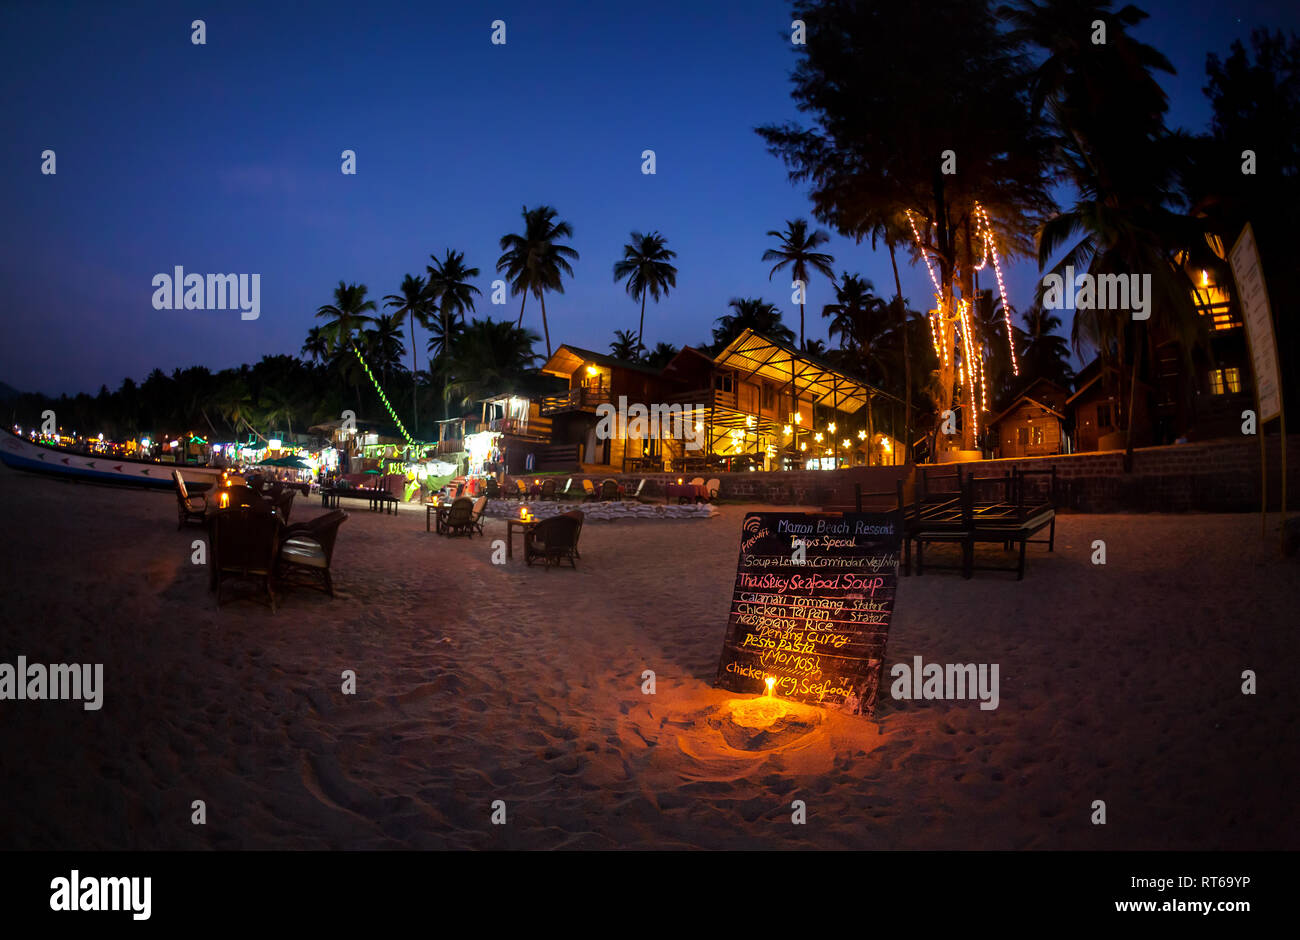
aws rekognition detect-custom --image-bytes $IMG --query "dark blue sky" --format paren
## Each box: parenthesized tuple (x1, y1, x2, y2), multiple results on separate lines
(2, 0, 1294, 396)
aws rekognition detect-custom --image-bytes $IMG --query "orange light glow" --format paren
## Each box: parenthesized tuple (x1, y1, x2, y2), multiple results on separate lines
(764, 676, 776, 697)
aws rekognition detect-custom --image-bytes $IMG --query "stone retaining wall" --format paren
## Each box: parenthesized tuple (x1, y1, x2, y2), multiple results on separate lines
(539, 434, 1299, 513)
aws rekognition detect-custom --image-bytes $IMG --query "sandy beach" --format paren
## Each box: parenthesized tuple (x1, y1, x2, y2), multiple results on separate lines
(0, 466, 1295, 851)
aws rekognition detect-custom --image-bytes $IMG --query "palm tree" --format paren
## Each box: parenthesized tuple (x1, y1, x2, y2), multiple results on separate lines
(1008, 0, 1204, 455)
(496, 205, 579, 358)
(763, 219, 836, 350)
(384, 273, 433, 435)
(757, 0, 1057, 449)
(300, 326, 330, 364)
(316, 281, 378, 352)
(645, 341, 680, 369)
(613, 231, 678, 354)
(822, 274, 893, 366)
(821, 274, 898, 462)
(426, 249, 482, 420)
(712, 298, 795, 351)
(316, 281, 378, 411)
(1019, 306, 1076, 389)
(609, 330, 641, 361)
(443, 318, 541, 407)
(366, 311, 408, 390)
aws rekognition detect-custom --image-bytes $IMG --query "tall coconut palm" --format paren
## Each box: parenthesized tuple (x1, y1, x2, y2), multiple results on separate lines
(613, 231, 678, 354)
(609, 329, 641, 361)
(300, 326, 330, 364)
(384, 273, 433, 435)
(316, 281, 378, 411)
(362, 311, 407, 392)
(1009, 0, 1205, 455)
(645, 341, 680, 369)
(763, 219, 836, 350)
(822, 274, 893, 369)
(1019, 306, 1076, 389)
(711, 298, 795, 351)
(758, 0, 1057, 450)
(443, 318, 541, 407)
(426, 249, 482, 419)
(316, 281, 378, 352)
(496, 205, 579, 358)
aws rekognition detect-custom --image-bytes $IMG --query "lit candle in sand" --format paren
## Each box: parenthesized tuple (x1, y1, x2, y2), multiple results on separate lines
(220, 491, 229, 509)
(764, 676, 776, 698)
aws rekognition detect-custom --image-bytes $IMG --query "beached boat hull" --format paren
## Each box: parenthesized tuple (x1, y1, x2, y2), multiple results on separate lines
(0, 430, 223, 490)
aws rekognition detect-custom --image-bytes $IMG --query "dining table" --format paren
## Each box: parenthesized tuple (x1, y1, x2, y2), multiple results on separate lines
(663, 482, 707, 504)
(506, 517, 539, 558)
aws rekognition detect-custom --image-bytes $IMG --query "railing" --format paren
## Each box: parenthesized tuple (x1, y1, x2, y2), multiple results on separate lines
(666, 388, 738, 410)
(436, 439, 464, 455)
(539, 387, 612, 414)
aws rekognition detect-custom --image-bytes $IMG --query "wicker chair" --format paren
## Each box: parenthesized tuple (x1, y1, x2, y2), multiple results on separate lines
(274, 488, 296, 523)
(525, 512, 582, 569)
(561, 509, 585, 559)
(441, 496, 476, 537)
(705, 478, 721, 501)
(277, 510, 348, 597)
(469, 495, 488, 536)
(173, 470, 207, 528)
(485, 477, 501, 499)
(599, 479, 619, 501)
(540, 478, 557, 500)
(210, 505, 282, 610)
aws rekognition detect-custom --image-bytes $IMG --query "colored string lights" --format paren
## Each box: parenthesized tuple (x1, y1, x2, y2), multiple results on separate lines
(351, 343, 415, 445)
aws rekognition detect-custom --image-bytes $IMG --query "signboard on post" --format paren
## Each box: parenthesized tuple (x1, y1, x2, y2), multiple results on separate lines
(1229, 223, 1283, 423)
(714, 511, 900, 715)
(1229, 223, 1288, 544)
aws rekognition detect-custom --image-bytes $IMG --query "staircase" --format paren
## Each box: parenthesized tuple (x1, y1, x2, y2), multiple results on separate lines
(535, 443, 581, 472)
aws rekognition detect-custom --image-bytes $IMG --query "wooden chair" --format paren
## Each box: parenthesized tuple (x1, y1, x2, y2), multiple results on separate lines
(581, 479, 598, 502)
(525, 512, 582, 569)
(210, 505, 282, 610)
(514, 479, 529, 500)
(560, 478, 573, 498)
(277, 510, 348, 597)
(501, 478, 519, 500)
(632, 479, 647, 501)
(173, 470, 206, 528)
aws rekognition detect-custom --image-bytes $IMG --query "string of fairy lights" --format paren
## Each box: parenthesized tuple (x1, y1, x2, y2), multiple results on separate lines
(351, 343, 415, 446)
(904, 201, 1018, 440)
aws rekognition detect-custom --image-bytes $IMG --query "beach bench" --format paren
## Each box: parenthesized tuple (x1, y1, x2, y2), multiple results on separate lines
(908, 468, 1056, 580)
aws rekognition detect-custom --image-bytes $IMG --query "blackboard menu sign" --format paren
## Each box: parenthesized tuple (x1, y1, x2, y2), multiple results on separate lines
(714, 511, 900, 715)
